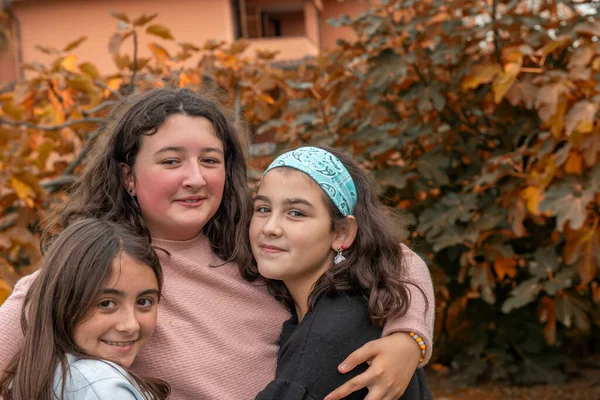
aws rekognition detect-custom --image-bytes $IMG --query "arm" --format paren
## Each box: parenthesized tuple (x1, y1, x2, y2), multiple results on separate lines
(382, 244, 435, 366)
(0, 272, 37, 368)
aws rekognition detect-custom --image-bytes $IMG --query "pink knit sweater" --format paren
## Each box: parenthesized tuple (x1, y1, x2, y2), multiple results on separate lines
(0, 235, 434, 399)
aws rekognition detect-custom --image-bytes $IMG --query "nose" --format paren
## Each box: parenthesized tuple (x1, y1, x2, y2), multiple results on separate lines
(262, 214, 283, 237)
(115, 307, 141, 336)
(182, 162, 206, 189)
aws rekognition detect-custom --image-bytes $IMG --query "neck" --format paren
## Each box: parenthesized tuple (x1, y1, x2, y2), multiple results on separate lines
(284, 262, 331, 322)
(286, 280, 312, 322)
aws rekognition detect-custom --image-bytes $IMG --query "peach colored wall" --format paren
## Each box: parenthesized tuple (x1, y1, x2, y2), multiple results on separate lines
(320, 0, 369, 50)
(304, 1, 319, 46)
(12, 0, 234, 76)
(246, 36, 318, 60)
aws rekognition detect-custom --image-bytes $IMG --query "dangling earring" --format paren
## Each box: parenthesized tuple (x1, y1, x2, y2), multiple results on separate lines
(334, 244, 347, 265)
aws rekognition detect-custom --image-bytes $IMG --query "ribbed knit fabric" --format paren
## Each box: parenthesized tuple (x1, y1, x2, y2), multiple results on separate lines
(0, 236, 434, 400)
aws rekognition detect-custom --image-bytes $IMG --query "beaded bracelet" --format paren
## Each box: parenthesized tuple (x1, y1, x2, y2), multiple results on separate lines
(409, 332, 426, 363)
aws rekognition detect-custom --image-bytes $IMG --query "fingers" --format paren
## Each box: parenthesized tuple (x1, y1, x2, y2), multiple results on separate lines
(338, 341, 377, 373)
(324, 370, 374, 400)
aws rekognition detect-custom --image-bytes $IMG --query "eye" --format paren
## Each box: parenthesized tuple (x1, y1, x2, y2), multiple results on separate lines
(202, 158, 221, 165)
(137, 298, 155, 307)
(160, 159, 180, 166)
(98, 299, 117, 310)
(255, 206, 270, 213)
(289, 210, 306, 218)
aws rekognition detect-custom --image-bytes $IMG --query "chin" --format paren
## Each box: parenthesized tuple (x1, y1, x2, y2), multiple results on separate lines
(257, 264, 283, 281)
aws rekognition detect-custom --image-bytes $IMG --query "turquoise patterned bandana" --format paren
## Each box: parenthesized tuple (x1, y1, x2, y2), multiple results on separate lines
(264, 147, 358, 216)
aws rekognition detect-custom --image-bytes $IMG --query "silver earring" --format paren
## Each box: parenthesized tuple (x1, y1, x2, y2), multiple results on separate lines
(334, 247, 346, 265)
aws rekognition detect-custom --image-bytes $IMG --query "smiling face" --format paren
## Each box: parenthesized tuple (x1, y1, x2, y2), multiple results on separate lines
(250, 168, 337, 292)
(122, 114, 226, 241)
(72, 252, 159, 367)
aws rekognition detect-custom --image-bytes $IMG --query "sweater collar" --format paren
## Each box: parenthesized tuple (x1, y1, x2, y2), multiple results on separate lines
(151, 233, 211, 253)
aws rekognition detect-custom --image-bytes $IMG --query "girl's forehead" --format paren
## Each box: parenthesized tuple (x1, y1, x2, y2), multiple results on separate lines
(139, 115, 222, 150)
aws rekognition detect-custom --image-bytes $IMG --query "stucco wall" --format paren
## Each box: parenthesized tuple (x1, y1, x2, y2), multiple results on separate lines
(319, 0, 369, 50)
(12, 0, 234, 76)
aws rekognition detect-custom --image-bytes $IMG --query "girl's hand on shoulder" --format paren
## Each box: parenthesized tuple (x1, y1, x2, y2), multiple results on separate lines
(324, 332, 421, 400)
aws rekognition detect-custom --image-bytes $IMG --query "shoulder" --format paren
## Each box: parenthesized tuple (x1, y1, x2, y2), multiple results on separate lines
(307, 293, 379, 337)
(56, 356, 145, 400)
(400, 244, 430, 274)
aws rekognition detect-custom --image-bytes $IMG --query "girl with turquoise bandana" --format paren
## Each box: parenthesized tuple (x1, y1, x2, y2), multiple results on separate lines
(250, 147, 433, 400)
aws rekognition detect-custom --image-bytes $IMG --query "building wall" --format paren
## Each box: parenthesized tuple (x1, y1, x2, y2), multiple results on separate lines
(11, 0, 234, 77)
(1, 0, 370, 84)
(319, 0, 369, 50)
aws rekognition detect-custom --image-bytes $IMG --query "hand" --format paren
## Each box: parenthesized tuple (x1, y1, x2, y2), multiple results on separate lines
(324, 332, 421, 400)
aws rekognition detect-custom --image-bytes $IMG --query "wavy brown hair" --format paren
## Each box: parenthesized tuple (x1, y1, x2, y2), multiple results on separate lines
(0, 218, 170, 400)
(43, 88, 254, 277)
(248, 146, 427, 327)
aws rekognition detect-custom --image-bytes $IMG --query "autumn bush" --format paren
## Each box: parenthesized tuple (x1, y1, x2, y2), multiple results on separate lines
(1, 0, 599, 385)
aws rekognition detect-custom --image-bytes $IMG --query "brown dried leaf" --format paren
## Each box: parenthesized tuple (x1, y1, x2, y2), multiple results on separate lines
(578, 240, 598, 287)
(108, 33, 121, 54)
(133, 13, 158, 27)
(63, 36, 88, 52)
(568, 45, 595, 69)
(109, 11, 130, 23)
(79, 62, 100, 79)
(146, 24, 174, 40)
(564, 101, 597, 136)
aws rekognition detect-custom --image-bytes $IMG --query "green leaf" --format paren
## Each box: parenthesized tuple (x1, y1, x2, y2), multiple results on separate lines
(501, 277, 541, 313)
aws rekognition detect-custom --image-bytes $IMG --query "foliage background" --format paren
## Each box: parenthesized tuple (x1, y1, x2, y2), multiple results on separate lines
(1, 0, 599, 385)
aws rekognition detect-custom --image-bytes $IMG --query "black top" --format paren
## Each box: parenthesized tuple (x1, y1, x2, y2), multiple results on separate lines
(256, 293, 432, 400)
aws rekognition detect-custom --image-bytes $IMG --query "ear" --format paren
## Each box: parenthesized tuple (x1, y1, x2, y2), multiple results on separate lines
(331, 216, 358, 252)
(119, 162, 136, 196)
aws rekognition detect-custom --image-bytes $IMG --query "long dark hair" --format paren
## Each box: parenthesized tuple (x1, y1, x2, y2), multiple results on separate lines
(248, 146, 426, 327)
(43, 87, 254, 277)
(0, 218, 170, 399)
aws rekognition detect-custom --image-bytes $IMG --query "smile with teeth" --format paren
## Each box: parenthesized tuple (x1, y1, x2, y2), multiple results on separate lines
(102, 340, 136, 347)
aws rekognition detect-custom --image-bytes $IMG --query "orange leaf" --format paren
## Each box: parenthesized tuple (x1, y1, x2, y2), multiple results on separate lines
(10, 177, 35, 207)
(60, 54, 78, 73)
(538, 297, 556, 346)
(493, 256, 517, 279)
(520, 186, 542, 215)
(461, 63, 502, 90)
(0, 279, 12, 305)
(564, 152, 583, 175)
(578, 241, 598, 287)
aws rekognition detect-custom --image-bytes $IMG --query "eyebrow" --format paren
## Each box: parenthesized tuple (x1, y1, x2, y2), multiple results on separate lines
(101, 288, 159, 297)
(153, 146, 223, 156)
(253, 195, 315, 208)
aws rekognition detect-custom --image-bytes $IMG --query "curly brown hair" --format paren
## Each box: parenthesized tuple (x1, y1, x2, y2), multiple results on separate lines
(247, 146, 427, 327)
(43, 88, 255, 278)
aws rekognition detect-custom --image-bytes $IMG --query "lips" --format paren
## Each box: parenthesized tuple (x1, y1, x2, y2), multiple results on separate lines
(174, 195, 205, 206)
(101, 340, 136, 347)
(260, 244, 286, 254)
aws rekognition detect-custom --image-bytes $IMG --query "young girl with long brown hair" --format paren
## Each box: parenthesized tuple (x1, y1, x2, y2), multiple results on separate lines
(251, 147, 433, 399)
(0, 88, 434, 399)
(0, 218, 169, 399)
